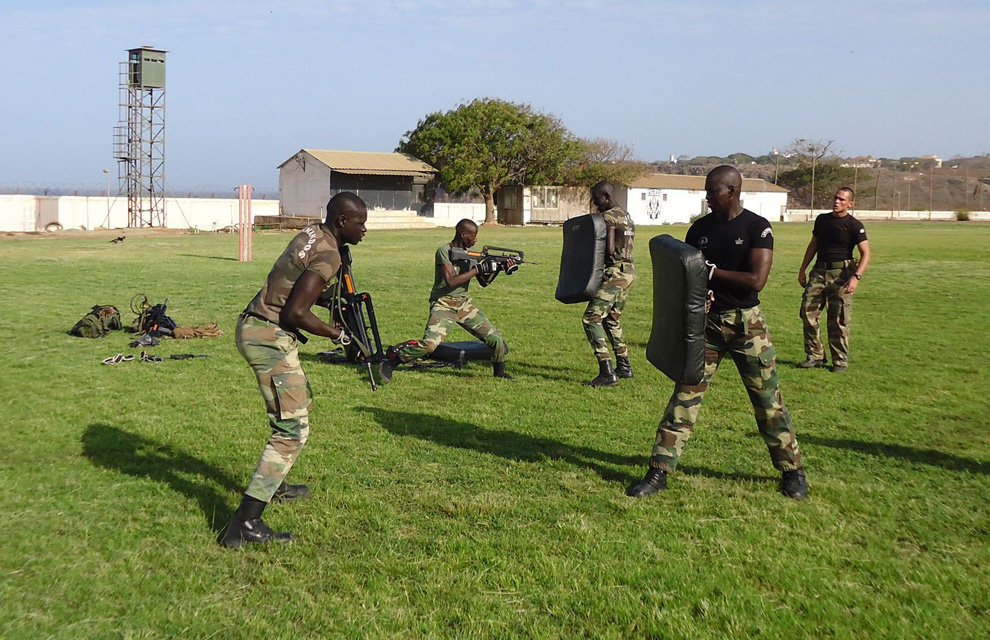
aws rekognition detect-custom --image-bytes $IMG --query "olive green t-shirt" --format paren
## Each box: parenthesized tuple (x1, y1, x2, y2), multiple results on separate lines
(244, 224, 341, 323)
(429, 242, 471, 302)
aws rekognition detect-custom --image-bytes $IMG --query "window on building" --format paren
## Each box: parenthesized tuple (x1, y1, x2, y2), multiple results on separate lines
(546, 188, 558, 208)
(532, 188, 544, 209)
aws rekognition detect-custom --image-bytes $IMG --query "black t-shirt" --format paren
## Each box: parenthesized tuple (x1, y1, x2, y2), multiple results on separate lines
(813, 212, 867, 263)
(686, 209, 774, 312)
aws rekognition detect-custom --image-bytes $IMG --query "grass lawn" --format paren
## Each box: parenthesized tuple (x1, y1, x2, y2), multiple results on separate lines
(1, 221, 987, 639)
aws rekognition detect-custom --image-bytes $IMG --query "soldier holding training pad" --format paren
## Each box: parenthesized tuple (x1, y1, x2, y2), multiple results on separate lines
(221, 192, 368, 548)
(628, 166, 807, 501)
(582, 181, 637, 387)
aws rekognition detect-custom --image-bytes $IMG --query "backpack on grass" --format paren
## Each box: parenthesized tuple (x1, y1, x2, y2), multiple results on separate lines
(70, 305, 123, 338)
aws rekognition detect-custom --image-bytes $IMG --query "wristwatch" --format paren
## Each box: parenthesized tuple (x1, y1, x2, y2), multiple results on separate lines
(852, 274, 862, 280)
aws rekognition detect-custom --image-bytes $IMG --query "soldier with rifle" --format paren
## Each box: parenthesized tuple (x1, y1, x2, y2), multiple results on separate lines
(221, 192, 367, 548)
(378, 218, 515, 382)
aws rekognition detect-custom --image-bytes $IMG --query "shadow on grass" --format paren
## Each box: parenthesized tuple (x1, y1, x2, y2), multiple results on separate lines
(359, 407, 645, 485)
(178, 253, 239, 262)
(801, 434, 990, 475)
(677, 465, 775, 484)
(81, 423, 239, 532)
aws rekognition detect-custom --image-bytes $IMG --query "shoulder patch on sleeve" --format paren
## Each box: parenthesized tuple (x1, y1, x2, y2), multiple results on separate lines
(761, 227, 773, 238)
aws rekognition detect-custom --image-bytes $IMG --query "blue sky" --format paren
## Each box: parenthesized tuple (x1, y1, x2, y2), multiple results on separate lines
(1, 0, 987, 192)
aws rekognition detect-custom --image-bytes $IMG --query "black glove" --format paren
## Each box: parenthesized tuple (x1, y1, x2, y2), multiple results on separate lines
(477, 258, 499, 276)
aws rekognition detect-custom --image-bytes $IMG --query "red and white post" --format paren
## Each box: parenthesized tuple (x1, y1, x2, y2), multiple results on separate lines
(237, 184, 253, 262)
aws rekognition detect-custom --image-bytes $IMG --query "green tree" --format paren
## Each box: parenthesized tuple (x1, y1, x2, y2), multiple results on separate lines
(398, 98, 580, 224)
(777, 138, 856, 209)
(563, 137, 649, 187)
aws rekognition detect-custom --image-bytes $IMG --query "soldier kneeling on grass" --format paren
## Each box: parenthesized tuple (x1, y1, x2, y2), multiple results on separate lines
(378, 218, 514, 383)
(221, 192, 368, 548)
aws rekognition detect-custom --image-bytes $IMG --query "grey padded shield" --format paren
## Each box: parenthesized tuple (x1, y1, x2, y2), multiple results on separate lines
(646, 234, 708, 385)
(554, 213, 607, 304)
(430, 340, 501, 363)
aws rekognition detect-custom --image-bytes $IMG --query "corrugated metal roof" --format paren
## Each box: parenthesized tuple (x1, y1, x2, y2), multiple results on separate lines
(628, 173, 789, 193)
(280, 149, 436, 176)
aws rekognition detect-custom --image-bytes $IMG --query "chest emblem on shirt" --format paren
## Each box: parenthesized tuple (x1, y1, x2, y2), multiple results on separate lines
(697, 237, 709, 249)
(735, 237, 744, 245)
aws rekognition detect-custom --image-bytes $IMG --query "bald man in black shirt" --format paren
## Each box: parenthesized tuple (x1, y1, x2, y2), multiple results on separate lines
(628, 166, 807, 501)
(797, 187, 871, 373)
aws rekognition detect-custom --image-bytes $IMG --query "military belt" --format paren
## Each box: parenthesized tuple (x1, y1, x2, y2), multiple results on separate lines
(815, 259, 852, 269)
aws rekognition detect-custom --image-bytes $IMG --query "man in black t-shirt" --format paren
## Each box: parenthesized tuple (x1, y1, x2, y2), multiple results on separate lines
(797, 188, 871, 372)
(628, 166, 807, 501)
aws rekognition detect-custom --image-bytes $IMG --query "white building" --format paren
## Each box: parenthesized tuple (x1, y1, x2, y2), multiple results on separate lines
(626, 174, 790, 224)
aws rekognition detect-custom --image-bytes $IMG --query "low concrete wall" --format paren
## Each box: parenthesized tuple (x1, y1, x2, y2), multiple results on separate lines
(786, 208, 990, 222)
(432, 202, 487, 227)
(0, 194, 280, 232)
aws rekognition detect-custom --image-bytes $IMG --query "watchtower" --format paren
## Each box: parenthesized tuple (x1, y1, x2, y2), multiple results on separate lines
(114, 47, 167, 227)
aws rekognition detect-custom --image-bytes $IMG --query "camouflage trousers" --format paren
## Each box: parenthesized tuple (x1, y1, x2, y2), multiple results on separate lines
(800, 263, 856, 366)
(396, 295, 507, 363)
(583, 263, 636, 361)
(649, 305, 802, 473)
(235, 314, 312, 503)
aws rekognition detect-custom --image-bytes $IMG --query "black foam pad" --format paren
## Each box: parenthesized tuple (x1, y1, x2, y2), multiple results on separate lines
(429, 341, 508, 363)
(555, 213, 607, 304)
(646, 234, 708, 385)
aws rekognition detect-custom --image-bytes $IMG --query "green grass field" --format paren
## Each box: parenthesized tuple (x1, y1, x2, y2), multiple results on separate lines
(1, 222, 988, 639)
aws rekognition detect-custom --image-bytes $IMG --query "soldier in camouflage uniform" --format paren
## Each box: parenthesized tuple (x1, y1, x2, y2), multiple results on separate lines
(221, 192, 368, 548)
(797, 187, 871, 373)
(584, 181, 637, 387)
(378, 219, 513, 382)
(628, 166, 808, 501)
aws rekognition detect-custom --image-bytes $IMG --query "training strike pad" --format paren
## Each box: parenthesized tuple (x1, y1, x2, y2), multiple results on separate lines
(646, 234, 708, 385)
(430, 341, 507, 363)
(555, 213, 607, 304)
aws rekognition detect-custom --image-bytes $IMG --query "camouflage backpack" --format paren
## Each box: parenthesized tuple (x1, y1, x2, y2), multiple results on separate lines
(70, 305, 123, 338)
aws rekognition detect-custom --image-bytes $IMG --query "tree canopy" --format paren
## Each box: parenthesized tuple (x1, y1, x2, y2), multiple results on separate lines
(398, 98, 581, 224)
(776, 138, 856, 209)
(563, 138, 649, 187)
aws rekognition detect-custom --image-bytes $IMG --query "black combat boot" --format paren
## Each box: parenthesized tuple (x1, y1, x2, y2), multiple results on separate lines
(493, 361, 513, 379)
(587, 360, 618, 387)
(271, 480, 311, 503)
(615, 355, 634, 379)
(779, 469, 809, 500)
(627, 467, 668, 497)
(220, 495, 293, 548)
(378, 352, 399, 384)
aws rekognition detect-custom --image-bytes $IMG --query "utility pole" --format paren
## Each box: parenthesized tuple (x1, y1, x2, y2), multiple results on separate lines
(810, 155, 817, 211)
(929, 163, 934, 218)
(874, 168, 881, 210)
(853, 165, 859, 194)
(892, 173, 896, 218)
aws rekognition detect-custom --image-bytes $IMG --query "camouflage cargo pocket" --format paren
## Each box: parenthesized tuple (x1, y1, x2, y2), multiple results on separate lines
(757, 345, 777, 367)
(272, 371, 311, 420)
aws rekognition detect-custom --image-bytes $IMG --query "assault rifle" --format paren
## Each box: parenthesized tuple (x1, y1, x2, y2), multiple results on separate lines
(316, 246, 385, 390)
(449, 245, 538, 287)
